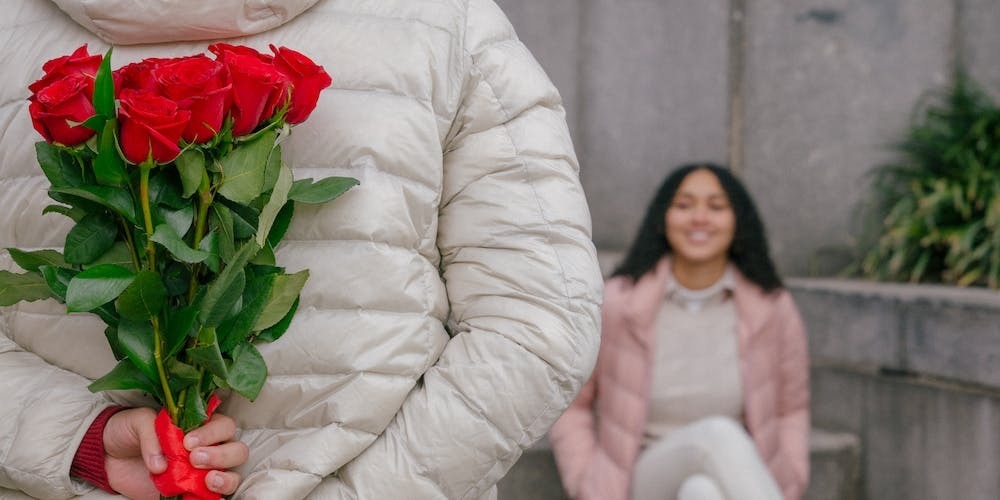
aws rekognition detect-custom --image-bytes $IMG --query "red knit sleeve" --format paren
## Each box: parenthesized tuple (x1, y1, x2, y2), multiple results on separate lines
(71, 406, 127, 494)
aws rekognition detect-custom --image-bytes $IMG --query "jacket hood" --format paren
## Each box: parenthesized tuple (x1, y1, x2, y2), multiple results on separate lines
(51, 0, 320, 45)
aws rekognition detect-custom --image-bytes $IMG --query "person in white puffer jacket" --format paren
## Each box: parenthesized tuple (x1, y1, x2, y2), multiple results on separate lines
(0, 1, 603, 499)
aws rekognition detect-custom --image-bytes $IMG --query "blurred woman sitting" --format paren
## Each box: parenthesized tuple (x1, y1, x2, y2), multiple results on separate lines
(550, 164, 809, 500)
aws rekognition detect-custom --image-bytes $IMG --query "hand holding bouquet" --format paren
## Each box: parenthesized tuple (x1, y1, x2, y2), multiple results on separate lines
(5, 44, 356, 499)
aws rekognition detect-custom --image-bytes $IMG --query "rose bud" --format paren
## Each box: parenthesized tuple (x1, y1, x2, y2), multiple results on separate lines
(28, 73, 97, 146)
(118, 89, 191, 164)
(270, 45, 332, 124)
(152, 55, 231, 143)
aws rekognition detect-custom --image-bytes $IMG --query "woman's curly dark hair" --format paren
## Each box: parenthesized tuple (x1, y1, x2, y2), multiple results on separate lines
(612, 163, 783, 292)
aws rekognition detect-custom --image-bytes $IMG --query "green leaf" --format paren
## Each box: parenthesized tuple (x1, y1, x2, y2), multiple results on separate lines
(210, 205, 236, 262)
(176, 149, 207, 198)
(256, 296, 298, 343)
(104, 325, 125, 360)
(89, 242, 136, 271)
(116, 317, 157, 382)
(115, 271, 167, 321)
(199, 242, 258, 327)
(35, 142, 84, 189)
(88, 359, 159, 397)
(186, 328, 228, 379)
(167, 359, 201, 389)
(158, 205, 195, 239)
(178, 385, 209, 432)
(66, 264, 135, 312)
(51, 186, 137, 224)
(39, 265, 76, 301)
(209, 374, 227, 392)
(247, 263, 284, 278)
(42, 204, 87, 222)
(250, 244, 275, 266)
(82, 115, 106, 132)
(47, 191, 104, 216)
(256, 164, 294, 247)
(253, 270, 308, 331)
(165, 306, 198, 358)
(93, 47, 115, 118)
(64, 213, 117, 265)
(150, 224, 209, 263)
(288, 176, 359, 204)
(200, 268, 245, 328)
(94, 305, 119, 328)
(267, 202, 295, 249)
(149, 169, 187, 210)
(0, 271, 54, 306)
(217, 273, 274, 352)
(958, 268, 984, 287)
(261, 144, 282, 195)
(93, 119, 127, 185)
(230, 211, 256, 240)
(227, 342, 266, 401)
(221, 201, 258, 240)
(199, 231, 221, 274)
(162, 261, 191, 298)
(8, 248, 65, 272)
(218, 130, 276, 203)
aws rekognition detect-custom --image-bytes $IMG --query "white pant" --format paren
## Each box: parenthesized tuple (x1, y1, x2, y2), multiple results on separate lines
(630, 416, 783, 500)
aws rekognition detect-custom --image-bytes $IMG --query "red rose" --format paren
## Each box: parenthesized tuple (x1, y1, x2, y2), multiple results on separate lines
(152, 56, 232, 143)
(269, 45, 332, 124)
(208, 43, 273, 64)
(114, 59, 166, 94)
(210, 45, 290, 136)
(118, 89, 191, 164)
(28, 73, 97, 146)
(28, 45, 102, 95)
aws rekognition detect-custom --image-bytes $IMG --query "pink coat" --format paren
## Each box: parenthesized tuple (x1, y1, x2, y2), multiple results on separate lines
(550, 258, 810, 500)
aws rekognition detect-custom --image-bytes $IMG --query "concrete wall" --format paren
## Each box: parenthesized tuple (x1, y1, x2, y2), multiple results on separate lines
(791, 279, 1000, 500)
(742, 0, 952, 275)
(494, 0, 1000, 277)
(961, 0, 1000, 102)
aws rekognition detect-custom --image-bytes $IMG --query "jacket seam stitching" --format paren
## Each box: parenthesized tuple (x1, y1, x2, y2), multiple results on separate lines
(457, 10, 583, 499)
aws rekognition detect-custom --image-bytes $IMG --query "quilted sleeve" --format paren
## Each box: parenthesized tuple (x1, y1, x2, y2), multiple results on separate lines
(325, 0, 603, 498)
(548, 277, 633, 498)
(0, 331, 111, 499)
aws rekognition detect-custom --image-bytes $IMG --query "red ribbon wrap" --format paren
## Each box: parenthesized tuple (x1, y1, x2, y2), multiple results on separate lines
(151, 395, 223, 500)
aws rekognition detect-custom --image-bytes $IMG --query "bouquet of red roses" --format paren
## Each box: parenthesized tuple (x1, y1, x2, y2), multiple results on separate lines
(3, 44, 356, 499)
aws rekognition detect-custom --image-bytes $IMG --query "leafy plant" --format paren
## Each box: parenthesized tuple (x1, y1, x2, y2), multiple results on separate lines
(857, 72, 1000, 287)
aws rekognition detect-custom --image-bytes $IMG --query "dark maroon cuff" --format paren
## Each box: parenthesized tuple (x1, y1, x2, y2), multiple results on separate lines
(71, 406, 127, 494)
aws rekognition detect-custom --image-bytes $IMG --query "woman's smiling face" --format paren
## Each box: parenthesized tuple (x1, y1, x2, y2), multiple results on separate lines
(664, 168, 736, 268)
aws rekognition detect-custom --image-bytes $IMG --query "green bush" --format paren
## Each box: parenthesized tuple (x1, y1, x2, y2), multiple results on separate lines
(858, 73, 1000, 288)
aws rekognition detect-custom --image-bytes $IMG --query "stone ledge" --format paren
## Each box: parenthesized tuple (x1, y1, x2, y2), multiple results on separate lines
(787, 278, 1000, 308)
(788, 278, 1000, 390)
(497, 428, 861, 500)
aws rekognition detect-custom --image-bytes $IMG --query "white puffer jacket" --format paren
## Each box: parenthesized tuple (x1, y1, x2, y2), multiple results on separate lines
(0, 1, 603, 498)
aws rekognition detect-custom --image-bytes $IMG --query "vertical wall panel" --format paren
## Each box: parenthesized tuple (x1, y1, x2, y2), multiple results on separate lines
(742, 0, 953, 275)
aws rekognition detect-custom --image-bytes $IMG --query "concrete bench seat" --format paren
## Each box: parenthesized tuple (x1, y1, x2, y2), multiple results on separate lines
(497, 427, 861, 500)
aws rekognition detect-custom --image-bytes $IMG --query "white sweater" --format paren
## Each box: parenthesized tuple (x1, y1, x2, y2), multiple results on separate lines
(644, 269, 742, 446)
(0, 1, 603, 498)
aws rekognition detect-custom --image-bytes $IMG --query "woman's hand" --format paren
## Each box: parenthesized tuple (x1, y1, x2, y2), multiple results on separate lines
(103, 407, 249, 499)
